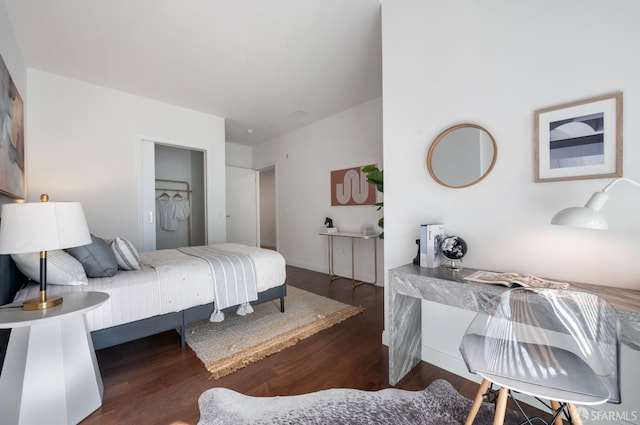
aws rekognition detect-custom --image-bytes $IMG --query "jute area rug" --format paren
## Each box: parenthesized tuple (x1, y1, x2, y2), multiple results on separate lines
(184, 286, 364, 379)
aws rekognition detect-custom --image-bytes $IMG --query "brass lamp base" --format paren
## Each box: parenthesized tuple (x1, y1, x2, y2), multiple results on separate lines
(22, 294, 63, 311)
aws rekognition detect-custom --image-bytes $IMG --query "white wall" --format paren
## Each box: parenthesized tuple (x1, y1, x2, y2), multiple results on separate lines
(253, 97, 384, 283)
(383, 0, 640, 290)
(26, 69, 226, 248)
(0, 3, 24, 103)
(226, 142, 253, 168)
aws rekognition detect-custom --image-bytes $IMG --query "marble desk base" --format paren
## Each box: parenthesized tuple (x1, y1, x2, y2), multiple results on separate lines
(387, 264, 640, 386)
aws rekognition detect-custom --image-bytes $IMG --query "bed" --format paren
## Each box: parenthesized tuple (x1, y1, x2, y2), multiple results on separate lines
(1, 243, 287, 350)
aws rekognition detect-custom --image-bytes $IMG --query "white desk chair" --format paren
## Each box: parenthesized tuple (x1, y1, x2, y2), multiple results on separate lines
(460, 288, 621, 425)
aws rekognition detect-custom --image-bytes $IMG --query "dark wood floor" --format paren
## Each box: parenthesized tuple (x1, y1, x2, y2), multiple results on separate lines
(81, 266, 522, 424)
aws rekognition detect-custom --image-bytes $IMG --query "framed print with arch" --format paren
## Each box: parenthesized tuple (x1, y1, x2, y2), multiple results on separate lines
(534, 92, 622, 183)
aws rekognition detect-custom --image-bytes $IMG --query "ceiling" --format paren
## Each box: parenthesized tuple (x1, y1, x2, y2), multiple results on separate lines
(4, 0, 382, 146)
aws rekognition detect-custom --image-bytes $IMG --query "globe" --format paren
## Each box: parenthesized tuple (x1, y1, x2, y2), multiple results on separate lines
(440, 236, 467, 270)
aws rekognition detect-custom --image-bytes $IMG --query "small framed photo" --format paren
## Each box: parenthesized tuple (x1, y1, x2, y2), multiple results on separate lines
(534, 92, 622, 182)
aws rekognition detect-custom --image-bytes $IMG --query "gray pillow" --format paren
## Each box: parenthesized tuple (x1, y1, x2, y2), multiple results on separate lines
(66, 234, 118, 278)
(11, 250, 88, 285)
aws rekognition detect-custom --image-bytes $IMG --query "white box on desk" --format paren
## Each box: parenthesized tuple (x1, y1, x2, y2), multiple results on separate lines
(323, 227, 338, 233)
(419, 224, 445, 268)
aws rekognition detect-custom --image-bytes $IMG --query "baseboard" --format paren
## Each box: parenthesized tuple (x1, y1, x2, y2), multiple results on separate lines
(285, 260, 326, 274)
(381, 329, 388, 346)
(421, 346, 480, 384)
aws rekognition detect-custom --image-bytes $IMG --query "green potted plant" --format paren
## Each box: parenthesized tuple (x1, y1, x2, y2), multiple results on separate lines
(362, 165, 383, 238)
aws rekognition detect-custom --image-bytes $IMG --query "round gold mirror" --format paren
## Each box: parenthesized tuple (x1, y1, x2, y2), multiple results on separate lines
(427, 123, 497, 188)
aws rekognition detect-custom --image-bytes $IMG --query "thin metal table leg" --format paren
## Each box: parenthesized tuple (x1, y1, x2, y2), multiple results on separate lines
(351, 237, 355, 284)
(373, 237, 377, 284)
(322, 233, 379, 286)
(328, 235, 336, 281)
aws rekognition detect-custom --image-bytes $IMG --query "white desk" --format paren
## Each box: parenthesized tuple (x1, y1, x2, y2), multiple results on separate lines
(319, 230, 380, 285)
(0, 291, 109, 425)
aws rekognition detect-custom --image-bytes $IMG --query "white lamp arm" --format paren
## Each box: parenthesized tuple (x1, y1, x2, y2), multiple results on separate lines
(586, 177, 640, 212)
(584, 191, 609, 212)
(601, 177, 640, 193)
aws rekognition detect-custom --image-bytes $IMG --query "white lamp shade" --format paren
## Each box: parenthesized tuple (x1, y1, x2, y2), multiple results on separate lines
(0, 202, 91, 254)
(550, 206, 608, 230)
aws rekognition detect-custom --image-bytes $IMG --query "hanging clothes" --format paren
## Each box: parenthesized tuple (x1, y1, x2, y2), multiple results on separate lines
(173, 194, 191, 222)
(156, 193, 178, 231)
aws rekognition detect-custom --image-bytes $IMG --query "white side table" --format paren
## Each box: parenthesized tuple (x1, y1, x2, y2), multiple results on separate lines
(0, 291, 109, 425)
(319, 231, 380, 285)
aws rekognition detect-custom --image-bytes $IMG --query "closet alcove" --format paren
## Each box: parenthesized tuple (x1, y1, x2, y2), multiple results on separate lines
(154, 144, 206, 249)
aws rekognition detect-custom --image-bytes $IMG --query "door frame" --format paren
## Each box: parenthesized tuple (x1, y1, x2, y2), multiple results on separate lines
(140, 140, 156, 251)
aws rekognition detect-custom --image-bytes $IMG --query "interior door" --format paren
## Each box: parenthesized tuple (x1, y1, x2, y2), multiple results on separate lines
(225, 166, 258, 246)
(140, 140, 156, 251)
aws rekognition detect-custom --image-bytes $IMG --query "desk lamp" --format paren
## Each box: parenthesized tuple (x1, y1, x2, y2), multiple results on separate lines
(551, 177, 640, 230)
(0, 194, 91, 310)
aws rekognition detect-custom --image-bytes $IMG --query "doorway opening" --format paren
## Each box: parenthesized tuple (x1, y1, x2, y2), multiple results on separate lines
(258, 166, 277, 251)
(154, 144, 206, 249)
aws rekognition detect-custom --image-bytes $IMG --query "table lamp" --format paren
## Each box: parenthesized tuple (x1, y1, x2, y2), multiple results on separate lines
(551, 177, 640, 230)
(0, 194, 91, 310)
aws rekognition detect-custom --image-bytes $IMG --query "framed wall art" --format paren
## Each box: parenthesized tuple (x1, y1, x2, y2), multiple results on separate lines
(330, 165, 377, 206)
(0, 54, 24, 198)
(534, 92, 622, 183)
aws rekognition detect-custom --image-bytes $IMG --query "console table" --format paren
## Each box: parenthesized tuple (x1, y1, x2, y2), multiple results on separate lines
(319, 230, 380, 285)
(0, 291, 109, 425)
(388, 264, 640, 424)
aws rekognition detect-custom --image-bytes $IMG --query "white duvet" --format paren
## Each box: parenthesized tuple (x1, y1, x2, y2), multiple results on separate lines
(13, 244, 286, 332)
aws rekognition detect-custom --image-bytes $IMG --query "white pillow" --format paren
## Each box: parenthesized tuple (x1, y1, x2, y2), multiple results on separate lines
(110, 237, 142, 271)
(11, 250, 89, 285)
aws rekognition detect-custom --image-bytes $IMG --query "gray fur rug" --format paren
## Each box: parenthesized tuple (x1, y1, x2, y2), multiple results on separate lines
(197, 379, 521, 425)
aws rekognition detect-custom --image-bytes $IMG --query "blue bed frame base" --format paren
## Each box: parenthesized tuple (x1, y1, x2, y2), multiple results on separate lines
(92, 284, 286, 350)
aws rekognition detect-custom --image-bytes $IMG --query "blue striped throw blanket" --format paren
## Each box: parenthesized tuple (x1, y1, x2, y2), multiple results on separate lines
(178, 246, 258, 312)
